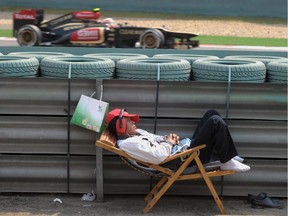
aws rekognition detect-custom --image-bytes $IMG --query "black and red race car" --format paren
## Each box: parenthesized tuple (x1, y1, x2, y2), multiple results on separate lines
(13, 9, 199, 49)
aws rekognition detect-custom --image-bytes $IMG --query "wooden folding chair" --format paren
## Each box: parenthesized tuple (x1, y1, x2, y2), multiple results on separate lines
(95, 128, 236, 214)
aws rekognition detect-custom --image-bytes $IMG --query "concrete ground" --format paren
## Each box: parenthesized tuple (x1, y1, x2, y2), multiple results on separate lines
(0, 193, 286, 216)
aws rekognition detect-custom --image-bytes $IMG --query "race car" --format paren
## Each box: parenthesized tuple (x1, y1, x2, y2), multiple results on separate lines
(13, 9, 199, 49)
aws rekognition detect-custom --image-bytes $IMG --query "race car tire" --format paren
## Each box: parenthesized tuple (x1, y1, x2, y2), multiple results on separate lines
(84, 53, 148, 63)
(8, 52, 74, 62)
(0, 56, 39, 77)
(192, 59, 266, 83)
(266, 59, 288, 83)
(139, 29, 165, 49)
(153, 54, 219, 80)
(40, 56, 115, 78)
(224, 55, 286, 66)
(116, 57, 191, 81)
(17, 24, 42, 46)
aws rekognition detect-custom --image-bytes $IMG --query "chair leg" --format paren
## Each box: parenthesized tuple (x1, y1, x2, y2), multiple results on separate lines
(143, 176, 177, 213)
(220, 176, 224, 197)
(195, 156, 226, 214)
(143, 152, 198, 213)
(144, 177, 167, 202)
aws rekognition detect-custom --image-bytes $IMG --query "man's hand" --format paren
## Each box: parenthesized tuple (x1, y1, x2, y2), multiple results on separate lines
(165, 133, 180, 145)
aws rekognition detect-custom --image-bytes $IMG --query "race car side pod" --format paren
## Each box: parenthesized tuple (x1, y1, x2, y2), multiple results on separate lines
(47, 33, 71, 45)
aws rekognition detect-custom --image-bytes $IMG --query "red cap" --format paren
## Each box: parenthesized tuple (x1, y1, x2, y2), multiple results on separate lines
(106, 108, 139, 125)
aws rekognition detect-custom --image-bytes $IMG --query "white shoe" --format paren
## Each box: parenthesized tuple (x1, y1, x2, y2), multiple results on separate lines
(220, 158, 250, 172)
(233, 155, 244, 163)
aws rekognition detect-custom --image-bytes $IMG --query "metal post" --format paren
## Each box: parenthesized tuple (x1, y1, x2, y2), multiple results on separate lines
(67, 63, 72, 194)
(225, 66, 232, 124)
(221, 65, 232, 197)
(96, 79, 104, 201)
(153, 63, 160, 134)
(150, 64, 161, 190)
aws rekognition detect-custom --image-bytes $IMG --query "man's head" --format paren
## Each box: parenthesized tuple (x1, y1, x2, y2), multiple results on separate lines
(106, 109, 139, 138)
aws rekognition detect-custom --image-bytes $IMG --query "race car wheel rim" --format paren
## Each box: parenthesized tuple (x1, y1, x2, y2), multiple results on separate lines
(18, 30, 37, 46)
(142, 33, 158, 48)
(17, 25, 42, 46)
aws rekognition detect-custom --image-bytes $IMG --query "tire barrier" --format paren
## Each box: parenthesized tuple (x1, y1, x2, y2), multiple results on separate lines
(40, 56, 115, 78)
(224, 55, 287, 66)
(153, 54, 219, 65)
(0, 51, 286, 83)
(0, 55, 39, 77)
(153, 54, 219, 80)
(192, 59, 266, 82)
(83, 53, 149, 78)
(8, 52, 74, 62)
(116, 57, 191, 81)
(266, 59, 288, 83)
(83, 53, 148, 63)
(8, 52, 75, 76)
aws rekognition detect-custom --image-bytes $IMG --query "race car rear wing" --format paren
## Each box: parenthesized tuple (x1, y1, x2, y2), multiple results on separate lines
(13, 9, 44, 37)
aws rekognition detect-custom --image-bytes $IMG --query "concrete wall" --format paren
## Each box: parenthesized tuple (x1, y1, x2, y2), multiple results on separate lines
(1, 0, 287, 18)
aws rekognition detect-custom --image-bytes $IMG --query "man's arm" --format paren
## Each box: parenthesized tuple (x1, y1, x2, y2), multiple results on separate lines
(118, 136, 172, 164)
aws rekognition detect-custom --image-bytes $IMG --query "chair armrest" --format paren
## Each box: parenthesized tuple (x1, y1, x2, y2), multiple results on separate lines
(159, 144, 206, 164)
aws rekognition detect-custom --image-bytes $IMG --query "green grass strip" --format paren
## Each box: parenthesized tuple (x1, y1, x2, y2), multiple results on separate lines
(197, 35, 287, 47)
(0, 29, 12, 37)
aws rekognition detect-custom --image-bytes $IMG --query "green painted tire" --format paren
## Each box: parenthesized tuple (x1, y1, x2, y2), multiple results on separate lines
(8, 52, 75, 76)
(116, 57, 191, 81)
(192, 59, 266, 82)
(266, 59, 288, 83)
(153, 54, 219, 80)
(83, 53, 148, 63)
(0, 56, 39, 77)
(8, 52, 74, 62)
(153, 54, 219, 65)
(40, 56, 115, 78)
(224, 55, 286, 66)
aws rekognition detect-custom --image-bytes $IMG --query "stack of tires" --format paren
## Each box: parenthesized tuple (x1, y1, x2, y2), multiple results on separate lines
(0, 55, 39, 77)
(40, 56, 115, 79)
(7, 52, 74, 77)
(192, 59, 267, 83)
(116, 57, 191, 81)
(3, 52, 116, 79)
(266, 59, 288, 83)
(83, 53, 148, 63)
(152, 54, 219, 80)
(8, 52, 74, 63)
(191, 55, 287, 83)
(84, 53, 149, 78)
(0, 52, 286, 82)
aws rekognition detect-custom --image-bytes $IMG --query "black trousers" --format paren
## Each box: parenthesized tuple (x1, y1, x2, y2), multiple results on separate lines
(164, 109, 238, 170)
(191, 109, 238, 164)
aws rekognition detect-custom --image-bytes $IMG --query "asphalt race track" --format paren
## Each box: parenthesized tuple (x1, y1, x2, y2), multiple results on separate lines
(0, 37, 287, 52)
